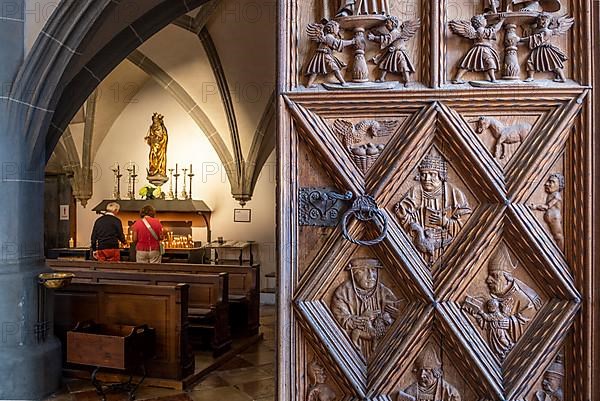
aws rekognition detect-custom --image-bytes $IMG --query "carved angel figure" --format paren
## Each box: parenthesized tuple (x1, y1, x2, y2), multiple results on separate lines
(449, 15, 504, 83)
(305, 20, 354, 88)
(521, 13, 574, 82)
(367, 16, 420, 85)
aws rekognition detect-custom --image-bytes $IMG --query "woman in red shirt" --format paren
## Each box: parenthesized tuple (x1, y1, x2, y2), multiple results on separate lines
(131, 205, 163, 263)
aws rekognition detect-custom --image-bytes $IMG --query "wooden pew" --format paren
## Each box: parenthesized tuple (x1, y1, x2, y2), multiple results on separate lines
(66, 269, 231, 356)
(55, 283, 193, 380)
(48, 260, 261, 336)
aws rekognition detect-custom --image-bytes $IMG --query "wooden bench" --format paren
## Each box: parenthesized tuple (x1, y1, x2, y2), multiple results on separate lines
(65, 269, 231, 356)
(55, 283, 193, 380)
(48, 260, 260, 336)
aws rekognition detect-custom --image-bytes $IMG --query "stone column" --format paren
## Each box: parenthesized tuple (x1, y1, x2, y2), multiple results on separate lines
(0, 0, 62, 398)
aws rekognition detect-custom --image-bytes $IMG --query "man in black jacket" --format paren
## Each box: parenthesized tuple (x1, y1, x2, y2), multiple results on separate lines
(90, 202, 127, 261)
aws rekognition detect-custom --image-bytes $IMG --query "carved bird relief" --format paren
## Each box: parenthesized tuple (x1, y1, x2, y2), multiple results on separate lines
(333, 119, 400, 172)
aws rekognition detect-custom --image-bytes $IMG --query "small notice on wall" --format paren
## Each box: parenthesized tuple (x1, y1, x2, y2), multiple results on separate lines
(59, 205, 70, 221)
(234, 208, 251, 223)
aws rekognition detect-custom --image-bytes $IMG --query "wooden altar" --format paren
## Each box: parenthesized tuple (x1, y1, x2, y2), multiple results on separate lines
(92, 199, 212, 243)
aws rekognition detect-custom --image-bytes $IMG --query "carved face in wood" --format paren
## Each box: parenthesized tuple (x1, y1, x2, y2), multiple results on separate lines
(419, 169, 443, 193)
(351, 265, 378, 290)
(416, 368, 441, 387)
(537, 14, 551, 29)
(545, 174, 564, 194)
(542, 372, 562, 393)
(310, 364, 327, 384)
(485, 271, 512, 297)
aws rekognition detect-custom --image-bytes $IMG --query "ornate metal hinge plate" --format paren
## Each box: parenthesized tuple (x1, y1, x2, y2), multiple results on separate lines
(299, 187, 353, 227)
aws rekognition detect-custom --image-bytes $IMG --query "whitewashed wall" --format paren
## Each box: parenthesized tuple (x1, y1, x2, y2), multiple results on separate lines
(76, 79, 276, 285)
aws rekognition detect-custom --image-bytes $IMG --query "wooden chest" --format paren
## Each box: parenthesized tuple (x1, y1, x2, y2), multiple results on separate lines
(67, 322, 155, 371)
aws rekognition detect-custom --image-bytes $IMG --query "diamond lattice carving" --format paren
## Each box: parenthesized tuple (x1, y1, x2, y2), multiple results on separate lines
(287, 95, 583, 400)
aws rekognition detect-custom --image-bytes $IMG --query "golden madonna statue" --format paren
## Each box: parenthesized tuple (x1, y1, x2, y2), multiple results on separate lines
(145, 112, 169, 186)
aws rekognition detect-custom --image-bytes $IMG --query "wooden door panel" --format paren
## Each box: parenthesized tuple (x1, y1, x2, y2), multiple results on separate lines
(279, 0, 595, 400)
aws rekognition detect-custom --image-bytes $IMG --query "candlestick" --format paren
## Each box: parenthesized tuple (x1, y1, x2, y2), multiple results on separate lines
(180, 168, 188, 200)
(111, 163, 122, 200)
(188, 166, 194, 200)
(167, 168, 175, 200)
(174, 164, 180, 200)
(126, 165, 134, 200)
(130, 164, 137, 200)
(188, 178, 194, 200)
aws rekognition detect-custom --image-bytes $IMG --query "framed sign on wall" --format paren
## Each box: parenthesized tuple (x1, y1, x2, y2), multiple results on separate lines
(234, 208, 251, 223)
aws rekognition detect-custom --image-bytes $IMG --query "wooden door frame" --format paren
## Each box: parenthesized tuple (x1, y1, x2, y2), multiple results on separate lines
(278, 1, 599, 400)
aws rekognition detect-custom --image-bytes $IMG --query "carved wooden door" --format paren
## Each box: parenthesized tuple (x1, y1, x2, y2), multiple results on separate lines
(278, 1, 596, 400)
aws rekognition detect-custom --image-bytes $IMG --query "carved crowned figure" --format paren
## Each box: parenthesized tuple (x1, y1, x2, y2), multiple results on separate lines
(484, 244, 542, 345)
(145, 112, 169, 186)
(331, 258, 399, 358)
(394, 149, 472, 262)
(397, 344, 461, 401)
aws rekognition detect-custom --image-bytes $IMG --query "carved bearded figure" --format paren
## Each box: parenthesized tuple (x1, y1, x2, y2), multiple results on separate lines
(394, 149, 472, 262)
(397, 345, 461, 401)
(331, 258, 399, 358)
(484, 245, 542, 346)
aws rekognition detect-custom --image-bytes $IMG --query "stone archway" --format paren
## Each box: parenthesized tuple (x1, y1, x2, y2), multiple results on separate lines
(0, 1, 211, 398)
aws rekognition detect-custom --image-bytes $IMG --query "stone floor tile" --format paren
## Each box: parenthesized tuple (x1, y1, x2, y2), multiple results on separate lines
(188, 386, 252, 401)
(217, 368, 272, 386)
(256, 363, 276, 376)
(134, 386, 185, 400)
(216, 356, 255, 371)
(234, 378, 275, 399)
(190, 373, 230, 390)
(66, 379, 96, 394)
(238, 350, 275, 367)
